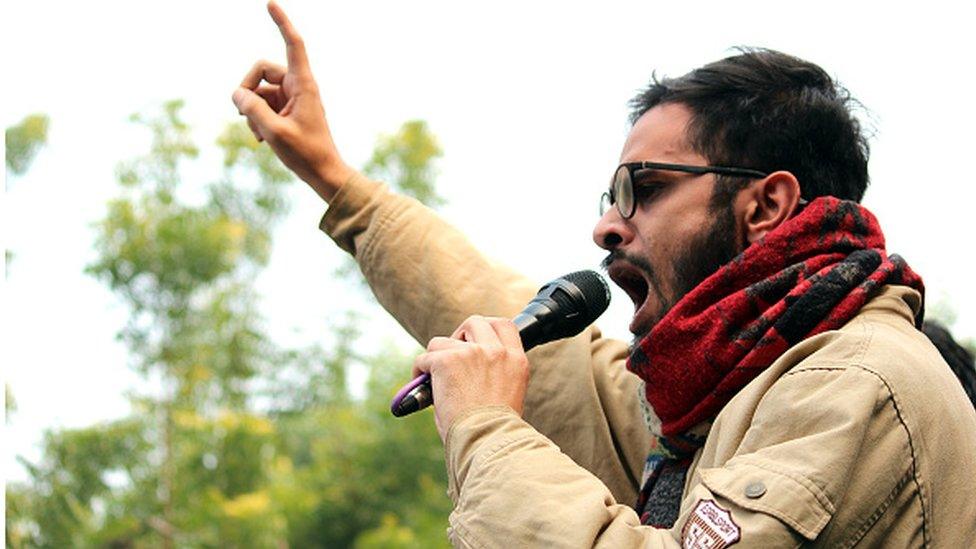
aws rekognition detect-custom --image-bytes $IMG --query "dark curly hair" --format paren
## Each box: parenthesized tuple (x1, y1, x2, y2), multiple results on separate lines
(629, 48, 871, 204)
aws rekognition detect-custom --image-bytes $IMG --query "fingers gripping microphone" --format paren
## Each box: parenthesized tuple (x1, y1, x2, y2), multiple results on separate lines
(390, 270, 611, 417)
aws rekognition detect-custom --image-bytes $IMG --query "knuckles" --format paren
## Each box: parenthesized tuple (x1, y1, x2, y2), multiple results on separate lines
(455, 344, 484, 363)
(459, 314, 484, 333)
(263, 121, 292, 144)
(460, 344, 528, 373)
(487, 317, 514, 329)
(426, 336, 452, 351)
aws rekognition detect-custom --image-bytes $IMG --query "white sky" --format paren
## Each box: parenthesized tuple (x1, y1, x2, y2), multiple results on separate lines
(3, 0, 975, 482)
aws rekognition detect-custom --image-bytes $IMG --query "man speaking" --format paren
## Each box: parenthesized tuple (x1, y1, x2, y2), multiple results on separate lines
(233, 2, 976, 546)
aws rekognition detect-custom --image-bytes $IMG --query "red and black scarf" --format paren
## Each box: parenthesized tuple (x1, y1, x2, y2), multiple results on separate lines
(629, 197, 924, 527)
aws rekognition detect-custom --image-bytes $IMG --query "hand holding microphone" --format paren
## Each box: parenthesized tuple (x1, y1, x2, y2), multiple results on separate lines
(394, 271, 611, 441)
(411, 317, 532, 441)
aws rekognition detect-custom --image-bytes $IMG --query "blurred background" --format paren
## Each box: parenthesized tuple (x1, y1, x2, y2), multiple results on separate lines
(3, 0, 974, 546)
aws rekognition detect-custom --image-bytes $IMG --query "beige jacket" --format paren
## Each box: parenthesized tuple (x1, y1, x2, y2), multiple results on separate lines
(321, 173, 976, 548)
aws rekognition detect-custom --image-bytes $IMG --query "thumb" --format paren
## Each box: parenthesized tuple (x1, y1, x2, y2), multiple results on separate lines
(232, 87, 280, 134)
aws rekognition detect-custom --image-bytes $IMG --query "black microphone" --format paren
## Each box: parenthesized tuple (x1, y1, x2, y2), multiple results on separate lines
(390, 270, 611, 417)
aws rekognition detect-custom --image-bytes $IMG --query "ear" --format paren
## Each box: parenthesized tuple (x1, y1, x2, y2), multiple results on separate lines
(738, 171, 803, 245)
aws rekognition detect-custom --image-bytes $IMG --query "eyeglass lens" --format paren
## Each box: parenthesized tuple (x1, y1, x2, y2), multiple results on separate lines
(600, 165, 633, 218)
(614, 164, 633, 218)
(599, 192, 611, 217)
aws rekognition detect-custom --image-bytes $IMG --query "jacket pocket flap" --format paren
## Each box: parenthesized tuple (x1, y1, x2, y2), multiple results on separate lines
(699, 459, 835, 540)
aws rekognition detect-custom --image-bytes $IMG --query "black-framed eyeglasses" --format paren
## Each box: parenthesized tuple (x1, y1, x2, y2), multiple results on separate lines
(599, 161, 769, 219)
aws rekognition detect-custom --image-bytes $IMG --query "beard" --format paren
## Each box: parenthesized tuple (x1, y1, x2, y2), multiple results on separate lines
(603, 202, 741, 348)
(669, 200, 740, 313)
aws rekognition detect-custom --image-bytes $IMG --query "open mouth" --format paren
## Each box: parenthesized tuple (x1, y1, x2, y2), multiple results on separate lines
(606, 261, 653, 333)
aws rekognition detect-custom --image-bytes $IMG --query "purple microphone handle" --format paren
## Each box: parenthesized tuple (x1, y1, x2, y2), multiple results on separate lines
(390, 372, 432, 417)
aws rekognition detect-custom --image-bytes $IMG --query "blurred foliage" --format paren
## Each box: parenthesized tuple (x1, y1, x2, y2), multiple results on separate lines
(5, 383, 15, 419)
(363, 119, 444, 207)
(5, 112, 50, 273)
(5, 113, 49, 178)
(338, 119, 445, 283)
(6, 102, 451, 548)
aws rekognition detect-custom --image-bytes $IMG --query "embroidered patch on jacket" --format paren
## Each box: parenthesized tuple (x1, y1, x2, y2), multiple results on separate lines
(681, 499, 741, 548)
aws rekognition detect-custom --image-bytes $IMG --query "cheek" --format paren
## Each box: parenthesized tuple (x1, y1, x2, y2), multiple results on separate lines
(636, 214, 708, 264)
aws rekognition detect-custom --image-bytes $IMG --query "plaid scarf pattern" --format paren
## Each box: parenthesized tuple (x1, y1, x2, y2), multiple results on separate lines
(628, 197, 924, 527)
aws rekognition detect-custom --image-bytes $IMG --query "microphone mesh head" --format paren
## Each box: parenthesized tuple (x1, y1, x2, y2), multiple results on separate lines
(562, 270, 611, 321)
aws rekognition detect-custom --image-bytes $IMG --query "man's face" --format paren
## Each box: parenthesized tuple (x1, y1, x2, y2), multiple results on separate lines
(593, 103, 741, 340)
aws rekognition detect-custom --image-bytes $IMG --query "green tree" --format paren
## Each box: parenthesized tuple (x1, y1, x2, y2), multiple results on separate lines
(7, 103, 454, 548)
(5, 113, 49, 178)
(269, 344, 451, 548)
(363, 120, 444, 207)
(5, 384, 14, 418)
(270, 118, 452, 548)
(7, 100, 296, 548)
(5, 113, 50, 274)
(4, 112, 49, 546)
(89, 100, 294, 547)
(338, 119, 445, 283)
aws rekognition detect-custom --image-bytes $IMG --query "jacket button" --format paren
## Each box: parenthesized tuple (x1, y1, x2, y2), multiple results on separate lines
(745, 481, 766, 499)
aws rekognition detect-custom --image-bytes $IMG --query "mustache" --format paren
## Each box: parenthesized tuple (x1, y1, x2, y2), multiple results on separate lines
(600, 249, 655, 275)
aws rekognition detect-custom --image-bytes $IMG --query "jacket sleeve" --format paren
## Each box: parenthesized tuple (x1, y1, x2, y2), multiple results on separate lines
(444, 406, 683, 548)
(319, 173, 650, 504)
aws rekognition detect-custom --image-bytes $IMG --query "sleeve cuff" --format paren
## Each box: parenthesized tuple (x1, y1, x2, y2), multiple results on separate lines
(443, 405, 531, 502)
(317, 171, 387, 255)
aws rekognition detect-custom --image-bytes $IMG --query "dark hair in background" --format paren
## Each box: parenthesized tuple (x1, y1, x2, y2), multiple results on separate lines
(923, 321, 976, 409)
(629, 47, 871, 205)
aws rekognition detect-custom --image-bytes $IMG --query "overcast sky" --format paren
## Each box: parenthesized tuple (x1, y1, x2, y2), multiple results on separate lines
(4, 0, 974, 481)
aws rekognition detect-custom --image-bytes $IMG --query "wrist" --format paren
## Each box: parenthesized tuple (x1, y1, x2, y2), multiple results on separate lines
(310, 160, 354, 203)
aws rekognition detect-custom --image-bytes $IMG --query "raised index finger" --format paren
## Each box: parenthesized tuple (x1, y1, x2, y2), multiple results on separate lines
(267, 1, 310, 72)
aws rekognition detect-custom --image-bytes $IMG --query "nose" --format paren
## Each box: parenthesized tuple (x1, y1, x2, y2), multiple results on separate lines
(592, 206, 634, 251)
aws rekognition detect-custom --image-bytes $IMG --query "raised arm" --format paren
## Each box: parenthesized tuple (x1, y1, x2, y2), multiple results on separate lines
(231, 2, 649, 507)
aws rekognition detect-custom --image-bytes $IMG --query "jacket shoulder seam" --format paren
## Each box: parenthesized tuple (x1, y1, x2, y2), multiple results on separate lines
(848, 362, 929, 546)
(839, 466, 915, 548)
(784, 319, 873, 375)
(780, 322, 927, 546)
(776, 366, 926, 546)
